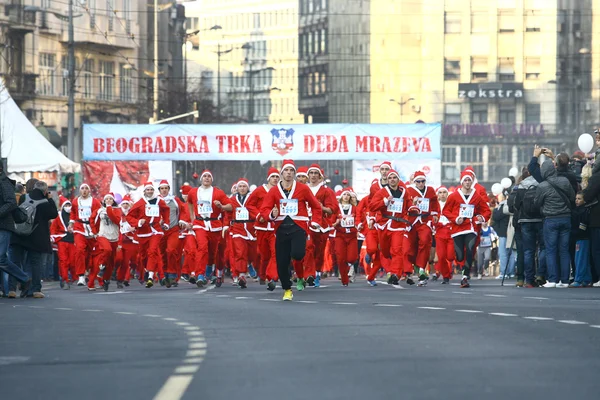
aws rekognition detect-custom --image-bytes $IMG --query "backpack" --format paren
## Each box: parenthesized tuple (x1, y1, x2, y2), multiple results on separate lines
(520, 186, 541, 219)
(14, 195, 47, 236)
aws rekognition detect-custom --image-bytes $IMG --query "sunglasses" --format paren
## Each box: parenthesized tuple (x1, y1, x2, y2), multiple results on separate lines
(414, 180, 426, 184)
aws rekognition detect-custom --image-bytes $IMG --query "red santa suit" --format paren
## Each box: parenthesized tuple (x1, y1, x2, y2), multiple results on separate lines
(91, 193, 122, 290)
(369, 170, 408, 281)
(403, 171, 441, 276)
(117, 195, 139, 284)
(126, 182, 171, 284)
(434, 187, 455, 280)
(69, 184, 102, 281)
(186, 170, 231, 281)
(333, 188, 359, 286)
(157, 180, 190, 280)
(50, 198, 76, 284)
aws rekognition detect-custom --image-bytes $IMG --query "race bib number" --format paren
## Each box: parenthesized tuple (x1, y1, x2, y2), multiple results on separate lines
(145, 204, 160, 218)
(280, 199, 298, 216)
(197, 200, 213, 215)
(120, 222, 134, 234)
(387, 198, 403, 213)
(417, 198, 430, 213)
(481, 236, 492, 247)
(78, 206, 92, 220)
(459, 204, 474, 219)
(236, 207, 249, 221)
(340, 216, 355, 228)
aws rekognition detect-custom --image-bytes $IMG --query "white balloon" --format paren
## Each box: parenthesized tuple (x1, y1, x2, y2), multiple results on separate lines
(249, 184, 257, 192)
(509, 167, 519, 177)
(334, 185, 343, 192)
(501, 177, 512, 189)
(491, 183, 503, 196)
(578, 133, 594, 153)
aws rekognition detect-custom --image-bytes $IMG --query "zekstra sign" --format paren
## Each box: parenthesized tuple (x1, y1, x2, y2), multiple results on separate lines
(458, 83, 524, 99)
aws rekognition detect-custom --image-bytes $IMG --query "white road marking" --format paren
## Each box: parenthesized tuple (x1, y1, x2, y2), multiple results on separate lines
(452, 291, 472, 295)
(418, 306, 446, 310)
(144, 314, 162, 318)
(590, 325, 600, 329)
(235, 296, 251, 300)
(186, 350, 207, 357)
(259, 298, 280, 302)
(55, 308, 73, 311)
(484, 294, 507, 298)
(332, 302, 357, 305)
(455, 309, 483, 313)
(216, 294, 230, 298)
(81, 309, 103, 312)
(524, 296, 549, 300)
(489, 313, 518, 317)
(523, 317, 554, 321)
(296, 300, 318, 304)
(153, 375, 194, 400)
(174, 365, 200, 374)
(95, 291, 129, 295)
(163, 318, 178, 321)
(188, 337, 205, 342)
(183, 358, 204, 364)
(196, 285, 216, 294)
(115, 312, 135, 315)
(374, 304, 402, 307)
(185, 331, 203, 336)
(188, 342, 207, 349)
(428, 289, 445, 292)
(28, 306, 44, 309)
(184, 326, 200, 331)
(0, 356, 30, 366)
(175, 322, 191, 326)
(558, 320, 588, 325)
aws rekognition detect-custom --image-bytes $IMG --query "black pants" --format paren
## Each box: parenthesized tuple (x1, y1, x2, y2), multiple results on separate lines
(354, 239, 364, 274)
(453, 233, 477, 277)
(275, 224, 307, 290)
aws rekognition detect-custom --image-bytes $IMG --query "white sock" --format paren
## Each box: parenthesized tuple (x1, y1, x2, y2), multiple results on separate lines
(316, 271, 321, 277)
(149, 271, 154, 279)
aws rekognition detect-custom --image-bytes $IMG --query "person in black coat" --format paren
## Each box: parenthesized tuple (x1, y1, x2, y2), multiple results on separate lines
(583, 161, 600, 285)
(8, 180, 58, 298)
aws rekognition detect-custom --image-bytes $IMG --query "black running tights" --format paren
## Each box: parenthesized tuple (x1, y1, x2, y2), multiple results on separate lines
(453, 233, 477, 277)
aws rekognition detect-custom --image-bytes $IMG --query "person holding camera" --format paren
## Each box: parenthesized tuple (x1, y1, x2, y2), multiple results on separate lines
(529, 146, 579, 193)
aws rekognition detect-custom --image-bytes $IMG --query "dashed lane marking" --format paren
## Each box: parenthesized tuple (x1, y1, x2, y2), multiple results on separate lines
(114, 311, 135, 315)
(185, 331, 203, 336)
(174, 365, 200, 375)
(235, 296, 251, 300)
(524, 296, 549, 300)
(144, 314, 162, 318)
(296, 300, 319, 304)
(28, 306, 44, 309)
(418, 306, 446, 310)
(452, 291, 472, 295)
(186, 350, 207, 357)
(216, 294, 230, 298)
(332, 302, 357, 305)
(55, 308, 73, 311)
(489, 313, 518, 317)
(374, 304, 402, 307)
(175, 322, 191, 326)
(259, 298, 280, 302)
(484, 294, 507, 298)
(557, 320, 588, 325)
(81, 309, 103, 312)
(184, 326, 200, 331)
(428, 289, 445, 292)
(95, 291, 129, 295)
(523, 317, 554, 321)
(183, 358, 204, 364)
(153, 375, 194, 400)
(163, 318, 178, 321)
(590, 325, 600, 329)
(188, 342, 207, 349)
(455, 309, 483, 313)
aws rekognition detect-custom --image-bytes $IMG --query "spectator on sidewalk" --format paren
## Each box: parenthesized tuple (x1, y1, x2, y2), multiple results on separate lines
(583, 157, 600, 286)
(8, 180, 58, 299)
(569, 192, 592, 287)
(492, 192, 516, 279)
(534, 160, 576, 288)
(529, 147, 579, 193)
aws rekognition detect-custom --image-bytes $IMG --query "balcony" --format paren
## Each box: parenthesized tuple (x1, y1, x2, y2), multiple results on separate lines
(3, 2, 36, 34)
(59, 13, 137, 50)
(2, 73, 37, 100)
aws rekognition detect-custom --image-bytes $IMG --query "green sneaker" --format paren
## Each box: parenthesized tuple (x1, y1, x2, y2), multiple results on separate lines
(296, 278, 306, 291)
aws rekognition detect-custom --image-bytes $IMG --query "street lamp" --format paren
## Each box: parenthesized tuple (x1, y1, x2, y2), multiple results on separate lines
(389, 97, 414, 123)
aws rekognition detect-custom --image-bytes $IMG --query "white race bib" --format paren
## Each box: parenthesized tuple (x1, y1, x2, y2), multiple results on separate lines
(417, 198, 430, 213)
(78, 206, 92, 220)
(340, 216, 355, 228)
(120, 222, 134, 234)
(481, 236, 492, 247)
(197, 200, 213, 215)
(459, 204, 475, 219)
(236, 207, 249, 221)
(280, 199, 298, 216)
(145, 204, 160, 217)
(387, 198, 403, 213)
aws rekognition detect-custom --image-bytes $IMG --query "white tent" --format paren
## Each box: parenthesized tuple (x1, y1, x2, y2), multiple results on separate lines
(0, 80, 80, 174)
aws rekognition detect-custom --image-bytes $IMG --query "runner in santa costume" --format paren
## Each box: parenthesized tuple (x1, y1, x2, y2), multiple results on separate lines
(442, 172, 491, 288)
(178, 185, 198, 283)
(365, 161, 392, 279)
(157, 180, 191, 288)
(227, 178, 259, 289)
(403, 171, 441, 286)
(333, 187, 359, 286)
(117, 195, 138, 288)
(50, 198, 76, 289)
(295, 166, 309, 184)
(259, 160, 324, 301)
(355, 194, 370, 276)
(246, 167, 280, 291)
(434, 186, 454, 284)
(369, 169, 408, 286)
(126, 182, 171, 288)
(186, 170, 232, 287)
(68, 183, 102, 286)
(90, 193, 121, 291)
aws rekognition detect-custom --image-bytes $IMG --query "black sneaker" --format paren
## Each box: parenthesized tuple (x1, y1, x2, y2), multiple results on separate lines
(123, 280, 130, 287)
(189, 276, 197, 284)
(406, 277, 415, 285)
(259, 279, 266, 285)
(165, 277, 172, 288)
(238, 276, 247, 289)
(180, 274, 190, 282)
(441, 278, 450, 284)
(460, 277, 470, 288)
(390, 274, 399, 285)
(117, 281, 124, 289)
(306, 276, 315, 286)
(267, 280, 276, 291)
(215, 277, 223, 288)
(102, 280, 110, 292)
(196, 280, 204, 288)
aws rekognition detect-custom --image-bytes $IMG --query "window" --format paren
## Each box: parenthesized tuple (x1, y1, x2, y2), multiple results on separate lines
(573, 10, 581, 33)
(525, 10, 540, 32)
(38, 53, 55, 96)
(498, 57, 514, 81)
(320, 71, 327, 94)
(444, 104, 461, 123)
(525, 57, 540, 80)
(471, 57, 488, 81)
(106, 0, 114, 31)
(123, 0, 130, 33)
(471, 12, 488, 33)
(307, 73, 313, 96)
(445, 13, 461, 33)
(558, 9, 566, 33)
(98, 60, 114, 101)
(253, 13, 260, 29)
(499, 105, 516, 124)
(321, 28, 327, 54)
(120, 64, 133, 102)
(314, 72, 320, 95)
(498, 10, 515, 32)
(444, 59, 460, 80)
(307, 32, 313, 55)
(89, 0, 96, 28)
(525, 103, 541, 123)
(471, 104, 488, 123)
(61, 55, 68, 96)
(82, 59, 94, 98)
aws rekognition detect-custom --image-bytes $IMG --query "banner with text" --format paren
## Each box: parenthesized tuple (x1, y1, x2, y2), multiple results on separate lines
(83, 123, 441, 161)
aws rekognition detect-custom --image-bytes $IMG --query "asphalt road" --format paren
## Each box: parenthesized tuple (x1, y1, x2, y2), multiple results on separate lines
(1, 276, 600, 400)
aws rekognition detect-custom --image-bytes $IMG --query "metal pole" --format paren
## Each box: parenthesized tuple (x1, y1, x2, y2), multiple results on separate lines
(153, 0, 159, 122)
(67, 0, 75, 160)
(183, 35, 187, 119)
(248, 64, 254, 123)
(217, 42, 221, 122)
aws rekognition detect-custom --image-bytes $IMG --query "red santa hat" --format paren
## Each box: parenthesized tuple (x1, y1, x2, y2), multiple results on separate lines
(296, 166, 308, 177)
(121, 194, 133, 205)
(307, 163, 323, 176)
(460, 171, 474, 184)
(371, 178, 379, 185)
(463, 166, 476, 178)
(201, 169, 213, 180)
(179, 184, 192, 195)
(59, 196, 71, 208)
(380, 161, 392, 169)
(387, 169, 400, 179)
(103, 192, 115, 202)
(341, 186, 355, 197)
(79, 183, 90, 190)
(267, 167, 280, 179)
(236, 178, 249, 188)
(436, 185, 448, 193)
(158, 179, 170, 189)
(412, 171, 427, 182)
(143, 181, 154, 191)
(281, 159, 296, 173)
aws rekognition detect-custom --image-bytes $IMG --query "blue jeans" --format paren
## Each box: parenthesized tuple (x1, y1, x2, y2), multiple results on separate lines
(498, 236, 516, 276)
(574, 239, 592, 284)
(9, 246, 44, 294)
(521, 222, 546, 283)
(543, 217, 571, 284)
(0, 230, 29, 283)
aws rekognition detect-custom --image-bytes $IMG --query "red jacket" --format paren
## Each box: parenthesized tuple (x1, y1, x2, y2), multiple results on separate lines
(259, 181, 323, 235)
(333, 203, 359, 238)
(308, 183, 338, 232)
(119, 210, 138, 245)
(126, 197, 170, 238)
(246, 185, 275, 231)
(369, 183, 408, 231)
(356, 197, 369, 239)
(69, 196, 102, 237)
(442, 189, 491, 238)
(367, 180, 385, 224)
(187, 186, 231, 232)
(434, 201, 452, 239)
(50, 212, 70, 243)
(404, 185, 441, 227)
(227, 193, 259, 240)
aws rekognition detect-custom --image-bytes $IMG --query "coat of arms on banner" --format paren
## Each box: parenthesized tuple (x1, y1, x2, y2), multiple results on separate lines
(270, 128, 295, 156)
